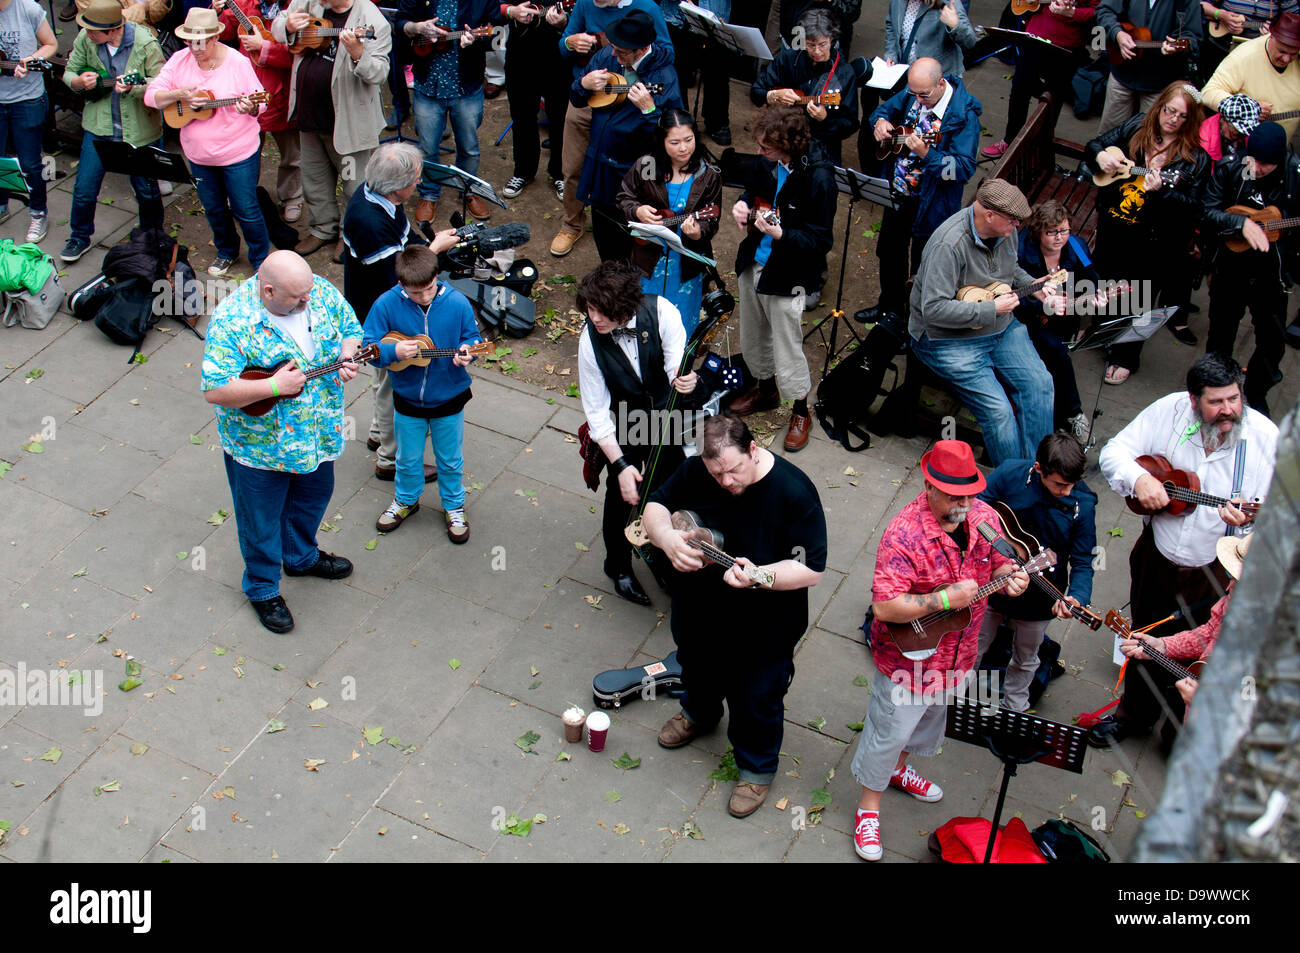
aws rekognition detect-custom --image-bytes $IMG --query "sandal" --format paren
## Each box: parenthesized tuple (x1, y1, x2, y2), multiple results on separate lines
(1104, 365, 1131, 385)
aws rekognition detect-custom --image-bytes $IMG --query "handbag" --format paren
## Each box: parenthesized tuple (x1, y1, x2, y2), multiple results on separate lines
(2, 267, 63, 330)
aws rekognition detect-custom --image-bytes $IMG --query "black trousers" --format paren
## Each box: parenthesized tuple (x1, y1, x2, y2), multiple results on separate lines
(1004, 44, 1084, 143)
(1025, 316, 1083, 424)
(505, 27, 569, 183)
(592, 203, 634, 263)
(1206, 267, 1288, 419)
(668, 23, 731, 132)
(602, 444, 684, 577)
(875, 194, 925, 313)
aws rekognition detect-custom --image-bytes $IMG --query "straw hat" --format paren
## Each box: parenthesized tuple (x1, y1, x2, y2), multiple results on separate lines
(76, 0, 124, 32)
(175, 8, 222, 41)
(1215, 533, 1254, 582)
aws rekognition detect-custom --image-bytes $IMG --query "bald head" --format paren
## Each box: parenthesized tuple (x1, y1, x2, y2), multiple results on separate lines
(258, 251, 315, 317)
(909, 58, 943, 88)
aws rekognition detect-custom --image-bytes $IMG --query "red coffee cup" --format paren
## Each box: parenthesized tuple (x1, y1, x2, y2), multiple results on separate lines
(585, 711, 610, 752)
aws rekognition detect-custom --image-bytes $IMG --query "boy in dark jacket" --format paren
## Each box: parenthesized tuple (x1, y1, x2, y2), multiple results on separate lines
(977, 434, 1098, 711)
(856, 58, 981, 324)
(361, 245, 481, 543)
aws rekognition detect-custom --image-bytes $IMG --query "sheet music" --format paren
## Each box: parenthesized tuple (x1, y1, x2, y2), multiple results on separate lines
(867, 58, 908, 90)
(677, 4, 773, 60)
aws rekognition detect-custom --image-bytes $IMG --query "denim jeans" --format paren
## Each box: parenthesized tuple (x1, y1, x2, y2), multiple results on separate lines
(223, 454, 335, 601)
(393, 409, 465, 514)
(190, 150, 271, 266)
(411, 87, 484, 201)
(70, 132, 164, 243)
(910, 320, 1054, 467)
(0, 94, 48, 214)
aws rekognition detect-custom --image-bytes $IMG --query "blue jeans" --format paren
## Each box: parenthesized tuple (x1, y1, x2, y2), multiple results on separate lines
(190, 150, 271, 266)
(910, 320, 1054, 467)
(70, 132, 164, 243)
(394, 409, 465, 513)
(223, 454, 335, 601)
(412, 87, 484, 201)
(0, 94, 48, 214)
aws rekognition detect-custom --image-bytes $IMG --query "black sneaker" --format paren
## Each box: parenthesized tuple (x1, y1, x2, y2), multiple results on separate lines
(710, 125, 732, 146)
(251, 596, 294, 633)
(283, 550, 353, 580)
(60, 237, 91, 262)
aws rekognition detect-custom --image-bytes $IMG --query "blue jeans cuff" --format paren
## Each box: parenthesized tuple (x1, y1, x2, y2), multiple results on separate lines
(738, 768, 776, 785)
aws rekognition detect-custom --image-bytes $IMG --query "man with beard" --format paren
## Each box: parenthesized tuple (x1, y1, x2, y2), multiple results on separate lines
(642, 414, 826, 819)
(1092, 353, 1277, 745)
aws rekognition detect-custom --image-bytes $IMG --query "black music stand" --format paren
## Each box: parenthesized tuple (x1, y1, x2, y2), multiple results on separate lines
(0, 156, 29, 203)
(676, 4, 772, 126)
(422, 161, 507, 224)
(92, 140, 193, 184)
(803, 166, 894, 374)
(946, 696, 1088, 863)
(1069, 306, 1175, 451)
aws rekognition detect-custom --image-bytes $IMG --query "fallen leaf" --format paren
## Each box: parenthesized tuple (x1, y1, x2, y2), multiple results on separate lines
(574, 541, 589, 552)
(611, 752, 641, 770)
(448, 658, 461, 670)
(1108, 527, 1123, 538)
(681, 820, 703, 840)
(555, 752, 571, 763)
(307, 697, 328, 710)
(515, 730, 541, 753)
(94, 780, 121, 795)
(808, 715, 826, 731)
(129, 743, 148, 756)
(362, 726, 384, 746)
(775, 797, 789, 811)
(364, 538, 378, 550)
(303, 758, 326, 771)
(529, 665, 540, 677)
(189, 434, 203, 445)
(605, 790, 622, 803)
(71, 567, 87, 578)
(266, 719, 285, 734)
(1111, 769, 1132, 787)
(212, 646, 227, 656)
(377, 826, 388, 836)
(846, 721, 865, 732)
(118, 677, 142, 691)
(206, 509, 229, 526)
(613, 822, 631, 835)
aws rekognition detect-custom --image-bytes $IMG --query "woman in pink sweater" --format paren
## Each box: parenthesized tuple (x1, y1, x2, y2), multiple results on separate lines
(145, 7, 270, 276)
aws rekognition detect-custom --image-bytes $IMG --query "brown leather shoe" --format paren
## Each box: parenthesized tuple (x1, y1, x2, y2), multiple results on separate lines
(657, 713, 698, 749)
(550, 228, 582, 257)
(784, 412, 811, 452)
(483, 81, 503, 99)
(466, 194, 491, 220)
(375, 463, 438, 483)
(728, 386, 780, 415)
(415, 199, 437, 224)
(728, 781, 770, 818)
(294, 234, 331, 256)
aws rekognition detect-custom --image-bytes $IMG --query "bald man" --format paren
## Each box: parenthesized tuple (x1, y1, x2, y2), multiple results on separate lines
(202, 250, 364, 634)
(855, 57, 983, 326)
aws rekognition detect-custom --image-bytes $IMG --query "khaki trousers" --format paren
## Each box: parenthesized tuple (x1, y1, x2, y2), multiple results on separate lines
(560, 104, 592, 233)
(738, 264, 811, 401)
(300, 130, 370, 240)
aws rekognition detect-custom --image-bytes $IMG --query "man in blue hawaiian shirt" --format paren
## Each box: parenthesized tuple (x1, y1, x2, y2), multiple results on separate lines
(202, 250, 364, 634)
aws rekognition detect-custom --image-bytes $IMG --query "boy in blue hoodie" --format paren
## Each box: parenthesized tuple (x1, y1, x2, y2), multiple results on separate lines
(362, 245, 481, 543)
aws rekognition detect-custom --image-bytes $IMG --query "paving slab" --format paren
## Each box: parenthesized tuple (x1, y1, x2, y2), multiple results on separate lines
(131, 438, 235, 525)
(0, 720, 84, 831)
(6, 566, 138, 670)
(331, 808, 484, 862)
(72, 372, 215, 456)
(0, 479, 96, 588)
(463, 373, 558, 443)
(785, 628, 876, 746)
(9, 421, 165, 512)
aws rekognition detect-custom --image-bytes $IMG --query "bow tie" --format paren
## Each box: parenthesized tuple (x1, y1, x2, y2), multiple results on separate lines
(611, 327, 638, 340)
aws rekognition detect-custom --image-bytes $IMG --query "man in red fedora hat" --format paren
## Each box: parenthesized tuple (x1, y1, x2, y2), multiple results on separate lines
(1204, 11, 1300, 138)
(848, 439, 1029, 860)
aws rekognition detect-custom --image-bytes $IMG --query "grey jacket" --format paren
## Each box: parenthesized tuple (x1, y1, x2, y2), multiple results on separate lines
(909, 206, 1037, 340)
(272, 0, 391, 154)
(883, 0, 978, 78)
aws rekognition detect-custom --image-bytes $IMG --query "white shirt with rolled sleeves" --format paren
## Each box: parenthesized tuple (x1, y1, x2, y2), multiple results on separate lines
(577, 297, 686, 442)
(1099, 392, 1278, 568)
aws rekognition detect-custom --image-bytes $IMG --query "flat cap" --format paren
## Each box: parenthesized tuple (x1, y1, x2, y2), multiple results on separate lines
(976, 178, 1031, 221)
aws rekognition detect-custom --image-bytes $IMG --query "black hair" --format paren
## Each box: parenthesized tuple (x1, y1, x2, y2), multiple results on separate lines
(576, 260, 644, 324)
(647, 107, 703, 180)
(1186, 353, 1245, 397)
(1036, 433, 1085, 484)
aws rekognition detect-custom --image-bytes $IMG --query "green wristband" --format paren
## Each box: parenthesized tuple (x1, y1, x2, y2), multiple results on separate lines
(270, 379, 280, 398)
(940, 589, 950, 611)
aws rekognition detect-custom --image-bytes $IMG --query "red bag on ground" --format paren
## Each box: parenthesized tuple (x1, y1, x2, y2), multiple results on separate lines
(933, 816, 1047, 863)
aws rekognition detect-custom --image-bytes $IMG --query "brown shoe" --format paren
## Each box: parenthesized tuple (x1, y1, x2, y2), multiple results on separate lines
(550, 228, 582, 257)
(332, 237, 345, 264)
(294, 234, 332, 256)
(466, 194, 491, 220)
(415, 199, 437, 224)
(728, 386, 780, 415)
(483, 81, 503, 99)
(445, 507, 470, 544)
(375, 463, 438, 483)
(376, 500, 418, 532)
(657, 713, 698, 749)
(728, 781, 770, 818)
(783, 412, 811, 452)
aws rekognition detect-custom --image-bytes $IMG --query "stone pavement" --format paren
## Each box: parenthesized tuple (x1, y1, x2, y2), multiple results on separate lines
(2, 0, 1299, 863)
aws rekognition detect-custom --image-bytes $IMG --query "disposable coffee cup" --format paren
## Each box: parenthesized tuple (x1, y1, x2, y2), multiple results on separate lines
(562, 706, 586, 744)
(586, 711, 610, 752)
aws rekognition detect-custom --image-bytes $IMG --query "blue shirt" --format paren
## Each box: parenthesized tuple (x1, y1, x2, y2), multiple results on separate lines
(753, 163, 789, 268)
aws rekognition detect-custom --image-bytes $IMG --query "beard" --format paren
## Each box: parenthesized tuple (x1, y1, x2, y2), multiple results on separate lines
(1196, 405, 1246, 453)
(945, 506, 971, 524)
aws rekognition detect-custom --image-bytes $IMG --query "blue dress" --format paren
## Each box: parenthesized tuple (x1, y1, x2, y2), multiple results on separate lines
(642, 176, 703, 337)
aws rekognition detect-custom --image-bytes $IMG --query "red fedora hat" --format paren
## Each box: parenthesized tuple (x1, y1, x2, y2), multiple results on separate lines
(920, 440, 987, 496)
(1270, 12, 1300, 48)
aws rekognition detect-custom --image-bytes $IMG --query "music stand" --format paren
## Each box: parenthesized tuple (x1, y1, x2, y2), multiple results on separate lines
(422, 161, 507, 224)
(92, 140, 193, 184)
(676, 3, 772, 127)
(803, 166, 894, 374)
(946, 696, 1088, 863)
(1070, 306, 1175, 451)
(628, 220, 717, 299)
(0, 156, 29, 203)
(447, 274, 535, 334)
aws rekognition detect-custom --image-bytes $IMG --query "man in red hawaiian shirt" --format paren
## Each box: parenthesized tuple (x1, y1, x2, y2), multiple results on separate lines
(849, 440, 1029, 861)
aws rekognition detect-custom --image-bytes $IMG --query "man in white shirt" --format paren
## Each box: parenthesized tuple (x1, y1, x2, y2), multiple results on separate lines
(577, 259, 697, 604)
(1092, 352, 1276, 745)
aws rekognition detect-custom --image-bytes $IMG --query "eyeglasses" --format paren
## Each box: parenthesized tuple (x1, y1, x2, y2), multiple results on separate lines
(1044, 227, 1070, 238)
(1161, 105, 1188, 120)
(909, 85, 939, 101)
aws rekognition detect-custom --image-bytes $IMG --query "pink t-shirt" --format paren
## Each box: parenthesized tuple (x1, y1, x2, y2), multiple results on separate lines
(146, 47, 264, 167)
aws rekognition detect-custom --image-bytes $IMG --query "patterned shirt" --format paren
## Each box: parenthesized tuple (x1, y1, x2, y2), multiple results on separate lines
(870, 494, 1014, 690)
(202, 275, 363, 474)
(416, 0, 461, 100)
(893, 99, 941, 197)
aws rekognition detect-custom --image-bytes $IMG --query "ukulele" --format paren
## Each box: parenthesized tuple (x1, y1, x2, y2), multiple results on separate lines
(982, 504, 1104, 630)
(956, 268, 1067, 304)
(287, 21, 378, 55)
(1125, 454, 1262, 518)
(81, 70, 147, 95)
(633, 203, 720, 245)
(1010, 0, 1075, 14)
(0, 56, 53, 73)
(1207, 16, 1269, 39)
(885, 550, 1057, 660)
(379, 333, 495, 372)
(1108, 23, 1191, 65)
(162, 90, 271, 128)
(875, 125, 942, 160)
(216, 0, 275, 42)
(410, 24, 495, 58)
(1104, 609, 1205, 680)
(1222, 204, 1300, 252)
(625, 509, 776, 587)
(744, 199, 781, 229)
(1091, 146, 1187, 188)
(238, 343, 379, 417)
(587, 73, 666, 110)
(794, 90, 842, 107)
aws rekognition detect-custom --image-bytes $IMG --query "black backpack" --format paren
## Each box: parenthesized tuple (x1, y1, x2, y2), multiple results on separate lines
(94, 276, 162, 358)
(813, 311, 907, 451)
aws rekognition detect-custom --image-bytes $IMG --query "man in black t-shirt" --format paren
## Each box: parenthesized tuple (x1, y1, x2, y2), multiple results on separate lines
(644, 414, 827, 819)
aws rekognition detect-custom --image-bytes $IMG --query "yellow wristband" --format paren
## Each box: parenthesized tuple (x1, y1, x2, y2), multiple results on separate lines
(270, 379, 279, 398)
(940, 589, 950, 611)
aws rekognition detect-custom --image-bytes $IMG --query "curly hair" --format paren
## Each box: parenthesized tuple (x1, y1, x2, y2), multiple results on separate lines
(1026, 200, 1070, 243)
(576, 260, 645, 324)
(1129, 81, 1203, 166)
(752, 105, 811, 158)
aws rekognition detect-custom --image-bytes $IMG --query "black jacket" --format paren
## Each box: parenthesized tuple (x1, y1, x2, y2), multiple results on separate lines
(1202, 151, 1300, 285)
(1085, 113, 1211, 236)
(1095, 0, 1201, 94)
(616, 159, 722, 283)
(735, 139, 837, 295)
(750, 46, 859, 147)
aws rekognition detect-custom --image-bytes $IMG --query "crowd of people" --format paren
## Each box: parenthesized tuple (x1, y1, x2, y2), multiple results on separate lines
(0, 0, 1289, 861)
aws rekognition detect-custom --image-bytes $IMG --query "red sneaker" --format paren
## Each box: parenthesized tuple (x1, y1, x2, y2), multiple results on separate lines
(854, 811, 882, 861)
(981, 139, 1009, 159)
(890, 763, 943, 802)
